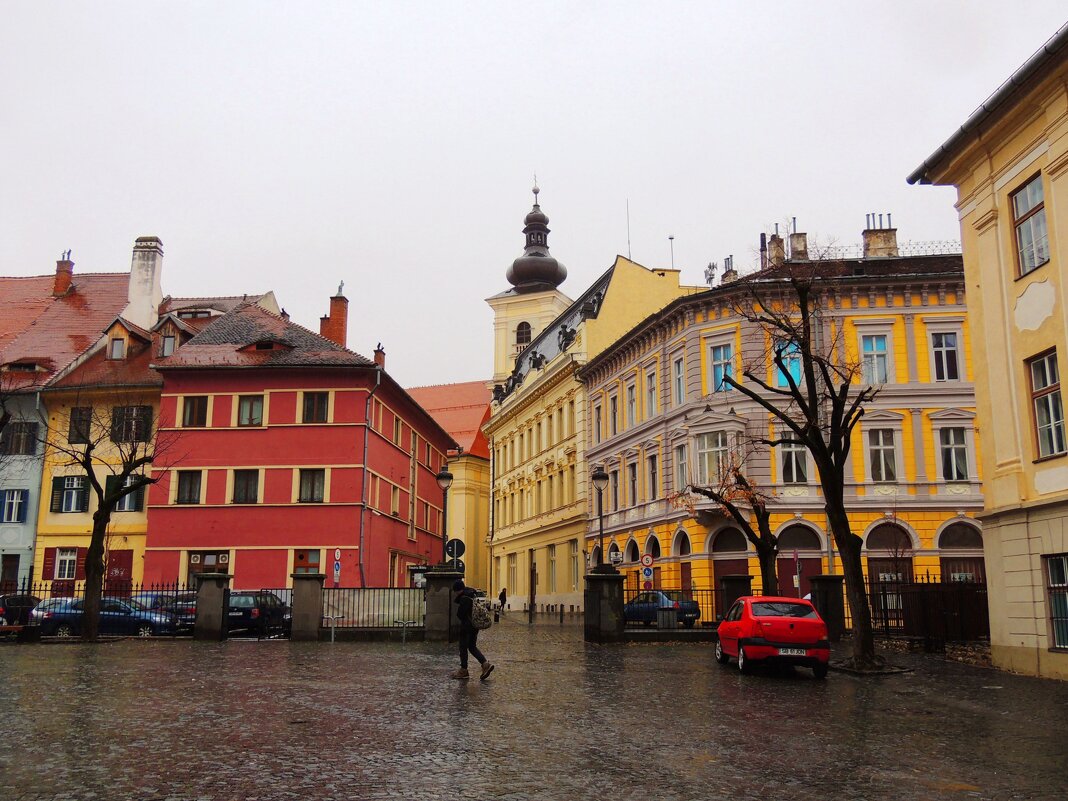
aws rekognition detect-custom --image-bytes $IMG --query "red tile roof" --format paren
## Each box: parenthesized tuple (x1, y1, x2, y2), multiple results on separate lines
(406, 381, 492, 458)
(0, 272, 131, 390)
(154, 302, 375, 370)
(49, 332, 163, 391)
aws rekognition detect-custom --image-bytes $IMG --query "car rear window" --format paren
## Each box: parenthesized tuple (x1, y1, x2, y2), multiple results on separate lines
(229, 595, 255, 608)
(751, 601, 817, 619)
(660, 591, 685, 602)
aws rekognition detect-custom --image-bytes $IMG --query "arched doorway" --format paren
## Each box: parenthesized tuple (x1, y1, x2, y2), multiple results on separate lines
(865, 522, 914, 631)
(776, 524, 823, 598)
(710, 526, 748, 616)
(938, 521, 984, 582)
(673, 530, 693, 593)
(645, 535, 662, 589)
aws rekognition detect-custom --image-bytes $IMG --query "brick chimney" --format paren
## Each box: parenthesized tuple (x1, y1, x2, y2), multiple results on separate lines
(862, 213, 899, 258)
(768, 234, 786, 267)
(374, 343, 386, 368)
(124, 236, 164, 329)
(53, 253, 74, 296)
(789, 232, 809, 261)
(319, 285, 348, 347)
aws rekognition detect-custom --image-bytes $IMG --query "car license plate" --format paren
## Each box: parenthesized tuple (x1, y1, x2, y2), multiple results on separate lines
(779, 647, 806, 656)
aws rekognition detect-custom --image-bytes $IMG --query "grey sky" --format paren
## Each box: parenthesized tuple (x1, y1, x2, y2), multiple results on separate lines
(3, 3, 1065, 387)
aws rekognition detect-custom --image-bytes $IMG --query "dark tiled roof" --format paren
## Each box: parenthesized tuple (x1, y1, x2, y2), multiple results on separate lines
(407, 381, 492, 458)
(159, 294, 271, 315)
(155, 302, 375, 370)
(0, 272, 131, 389)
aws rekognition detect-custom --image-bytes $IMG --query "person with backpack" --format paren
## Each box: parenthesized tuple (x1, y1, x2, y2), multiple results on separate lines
(452, 579, 494, 681)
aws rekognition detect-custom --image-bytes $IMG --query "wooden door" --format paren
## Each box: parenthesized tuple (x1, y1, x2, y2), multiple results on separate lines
(105, 550, 134, 596)
(713, 558, 749, 618)
(776, 556, 823, 598)
(680, 561, 693, 597)
(1, 554, 18, 591)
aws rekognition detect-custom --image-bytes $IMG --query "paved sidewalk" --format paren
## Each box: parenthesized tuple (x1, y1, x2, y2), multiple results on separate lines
(1, 620, 1066, 800)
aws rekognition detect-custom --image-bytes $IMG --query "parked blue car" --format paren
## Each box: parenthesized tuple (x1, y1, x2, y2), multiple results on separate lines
(624, 590, 701, 627)
(30, 597, 178, 637)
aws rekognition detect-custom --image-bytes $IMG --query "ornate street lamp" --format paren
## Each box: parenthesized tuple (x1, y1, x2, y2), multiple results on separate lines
(436, 465, 454, 564)
(590, 466, 614, 574)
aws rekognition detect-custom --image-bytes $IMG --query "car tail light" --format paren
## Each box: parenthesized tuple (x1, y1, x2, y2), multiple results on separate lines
(0, 606, 5, 617)
(251, 608, 260, 619)
(44, 611, 54, 619)
(673, 601, 680, 609)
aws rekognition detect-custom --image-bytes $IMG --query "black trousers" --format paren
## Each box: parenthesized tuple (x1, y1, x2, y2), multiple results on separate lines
(459, 626, 486, 669)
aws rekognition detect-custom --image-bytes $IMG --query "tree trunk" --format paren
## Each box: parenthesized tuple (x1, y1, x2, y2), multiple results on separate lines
(81, 509, 111, 641)
(824, 496, 877, 667)
(755, 544, 779, 596)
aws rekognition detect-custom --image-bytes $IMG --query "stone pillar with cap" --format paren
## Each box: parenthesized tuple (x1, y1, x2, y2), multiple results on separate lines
(193, 572, 232, 641)
(809, 574, 846, 642)
(719, 574, 753, 618)
(584, 571, 625, 643)
(290, 572, 326, 641)
(425, 566, 463, 642)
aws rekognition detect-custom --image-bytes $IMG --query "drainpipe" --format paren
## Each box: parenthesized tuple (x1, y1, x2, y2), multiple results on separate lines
(487, 435, 495, 597)
(358, 367, 383, 587)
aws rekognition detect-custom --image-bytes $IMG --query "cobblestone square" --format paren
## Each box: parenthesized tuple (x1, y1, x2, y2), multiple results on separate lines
(2, 620, 1066, 800)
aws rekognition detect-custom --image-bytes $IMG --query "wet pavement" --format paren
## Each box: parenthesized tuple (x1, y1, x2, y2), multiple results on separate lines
(1, 618, 1067, 801)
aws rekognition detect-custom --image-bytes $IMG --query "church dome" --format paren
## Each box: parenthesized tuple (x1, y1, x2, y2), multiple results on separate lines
(506, 186, 567, 293)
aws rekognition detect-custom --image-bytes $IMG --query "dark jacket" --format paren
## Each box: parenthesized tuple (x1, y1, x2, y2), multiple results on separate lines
(455, 588, 476, 626)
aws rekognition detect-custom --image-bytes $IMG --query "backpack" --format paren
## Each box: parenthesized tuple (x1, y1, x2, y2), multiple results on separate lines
(470, 596, 493, 630)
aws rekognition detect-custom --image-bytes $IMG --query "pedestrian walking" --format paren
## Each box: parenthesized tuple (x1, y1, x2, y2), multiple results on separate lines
(498, 587, 507, 613)
(452, 579, 494, 681)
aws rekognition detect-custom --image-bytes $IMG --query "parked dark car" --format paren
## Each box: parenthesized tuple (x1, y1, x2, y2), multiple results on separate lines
(624, 590, 701, 627)
(29, 597, 178, 637)
(130, 591, 197, 631)
(227, 591, 290, 637)
(0, 594, 41, 625)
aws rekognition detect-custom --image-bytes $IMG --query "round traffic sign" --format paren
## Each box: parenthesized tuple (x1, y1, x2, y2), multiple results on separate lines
(333, 560, 342, 573)
(445, 539, 466, 559)
(641, 566, 654, 579)
(640, 554, 654, 568)
(334, 548, 342, 561)
(643, 580, 653, 589)
(453, 558, 465, 574)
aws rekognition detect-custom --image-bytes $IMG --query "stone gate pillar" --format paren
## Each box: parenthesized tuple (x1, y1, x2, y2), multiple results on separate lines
(290, 573, 326, 641)
(425, 567, 463, 642)
(193, 572, 232, 642)
(810, 574, 846, 642)
(719, 574, 753, 618)
(584, 571, 625, 643)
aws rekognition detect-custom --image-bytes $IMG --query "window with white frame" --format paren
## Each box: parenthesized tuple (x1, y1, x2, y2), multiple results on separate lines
(781, 440, 808, 484)
(548, 544, 557, 592)
(1, 489, 28, 523)
(931, 332, 960, 381)
(673, 357, 685, 405)
(868, 429, 897, 483)
(710, 342, 733, 392)
(1013, 174, 1049, 277)
(646, 369, 657, 416)
(647, 455, 658, 499)
(939, 427, 969, 481)
(609, 396, 618, 436)
(56, 548, 78, 580)
(609, 469, 619, 510)
(1030, 351, 1066, 459)
(862, 334, 889, 384)
(62, 476, 87, 512)
(674, 444, 688, 491)
(570, 539, 579, 588)
(697, 432, 729, 485)
(627, 462, 638, 506)
(1045, 554, 1068, 649)
(593, 405, 602, 444)
(626, 384, 636, 427)
(114, 475, 140, 512)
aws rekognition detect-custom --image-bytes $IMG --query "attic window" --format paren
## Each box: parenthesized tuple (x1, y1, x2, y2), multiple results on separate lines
(177, 310, 211, 319)
(7, 363, 37, 372)
(255, 342, 274, 350)
(108, 338, 125, 360)
(160, 335, 175, 357)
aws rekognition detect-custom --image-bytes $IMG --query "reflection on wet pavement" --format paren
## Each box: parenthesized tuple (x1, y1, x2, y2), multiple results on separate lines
(1, 620, 1066, 800)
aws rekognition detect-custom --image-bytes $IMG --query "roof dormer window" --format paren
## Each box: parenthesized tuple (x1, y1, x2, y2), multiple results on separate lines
(255, 341, 274, 350)
(7, 362, 37, 372)
(108, 338, 125, 360)
(160, 335, 175, 357)
(177, 310, 212, 319)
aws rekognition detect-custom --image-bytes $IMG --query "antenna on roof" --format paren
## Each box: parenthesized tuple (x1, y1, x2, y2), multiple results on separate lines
(668, 235, 675, 270)
(626, 199, 632, 260)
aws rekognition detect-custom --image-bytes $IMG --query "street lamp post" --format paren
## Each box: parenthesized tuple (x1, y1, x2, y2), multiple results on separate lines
(436, 466, 453, 565)
(590, 466, 613, 574)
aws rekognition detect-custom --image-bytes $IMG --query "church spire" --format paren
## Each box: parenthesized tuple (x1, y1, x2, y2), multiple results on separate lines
(506, 183, 567, 293)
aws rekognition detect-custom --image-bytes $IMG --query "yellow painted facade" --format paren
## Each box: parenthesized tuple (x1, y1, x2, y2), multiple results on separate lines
(581, 233, 984, 615)
(485, 255, 696, 610)
(446, 453, 491, 590)
(910, 27, 1068, 678)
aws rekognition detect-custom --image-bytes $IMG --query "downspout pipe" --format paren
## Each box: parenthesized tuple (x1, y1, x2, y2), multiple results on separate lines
(358, 367, 383, 587)
(487, 435, 495, 597)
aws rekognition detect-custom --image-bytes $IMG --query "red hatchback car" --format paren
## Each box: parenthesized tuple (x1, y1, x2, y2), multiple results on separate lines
(715, 596, 830, 678)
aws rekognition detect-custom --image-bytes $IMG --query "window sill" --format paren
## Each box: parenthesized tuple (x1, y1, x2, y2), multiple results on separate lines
(1033, 452, 1068, 465)
(1015, 259, 1050, 282)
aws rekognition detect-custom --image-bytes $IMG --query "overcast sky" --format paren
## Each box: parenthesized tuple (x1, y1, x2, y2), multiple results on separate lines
(3, 3, 1066, 387)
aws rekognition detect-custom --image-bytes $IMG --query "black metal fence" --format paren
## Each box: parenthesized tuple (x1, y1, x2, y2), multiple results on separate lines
(868, 578, 989, 642)
(9, 579, 197, 605)
(321, 587, 425, 629)
(622, 588, 735, 628)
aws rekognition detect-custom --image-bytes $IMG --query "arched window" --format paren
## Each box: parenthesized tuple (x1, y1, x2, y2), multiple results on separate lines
(938, 521, 985, 582)
(625, 540, 640, 563)
(778, 525, 821, 551)
(866, 523, 912, 552)
(608, 542, 621, 559)
(673, 530, 691, 557)
(516, 322, 532, 346)
(938, 522, 983, 550)
(711, 527, 748, 553)
(645, 536, 661, 558)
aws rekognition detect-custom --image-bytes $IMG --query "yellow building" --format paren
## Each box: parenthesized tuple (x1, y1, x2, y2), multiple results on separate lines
(908, 24, 1068, 678)
(484, 188, 696, 611)
(580, 226, 983, 621)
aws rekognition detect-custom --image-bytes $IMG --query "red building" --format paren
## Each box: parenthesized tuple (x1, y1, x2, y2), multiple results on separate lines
(144, 293, 456, 589)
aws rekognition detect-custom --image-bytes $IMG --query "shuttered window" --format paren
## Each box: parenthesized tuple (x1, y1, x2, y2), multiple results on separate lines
(105, 475, 145, 512)
(50, 476, 89, 513)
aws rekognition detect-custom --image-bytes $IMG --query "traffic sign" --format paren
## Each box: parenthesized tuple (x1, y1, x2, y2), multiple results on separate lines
(453, 558, 466, 574)
(445, 539, 466, 559)
(334, 548, 342, 561)
(609, 550, 623, 565)
(643, 580, 653, 589)
(641, 566, 654, 579)
(640, 554, 654, 568)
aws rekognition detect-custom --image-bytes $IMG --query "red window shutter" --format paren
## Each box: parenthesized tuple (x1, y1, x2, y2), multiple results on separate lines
(75, 547, 88, 580)
(41, 547, 57, 579)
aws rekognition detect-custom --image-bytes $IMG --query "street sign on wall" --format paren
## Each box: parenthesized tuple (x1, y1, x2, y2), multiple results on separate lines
(640, 554, 654, 568)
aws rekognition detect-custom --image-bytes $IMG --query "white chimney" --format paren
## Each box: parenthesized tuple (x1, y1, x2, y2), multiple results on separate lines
(124, 236, 164, 329)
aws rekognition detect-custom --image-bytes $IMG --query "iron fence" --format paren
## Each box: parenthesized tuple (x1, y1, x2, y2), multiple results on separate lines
(321, 587, 425, 629)
(868, 578, 989, 642)
(9, 579, 198, 605)
(622, 587, 762, 628)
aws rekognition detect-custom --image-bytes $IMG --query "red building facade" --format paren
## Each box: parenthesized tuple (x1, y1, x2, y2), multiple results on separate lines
(143, 299, 455, 589)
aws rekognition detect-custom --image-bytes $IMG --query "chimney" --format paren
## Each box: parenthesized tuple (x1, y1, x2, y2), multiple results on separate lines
(768, 234, 786, 267)
(374, 343, 386, 368)
(53, 253, 74, 296)
(721, 255, 738, 283)
(319, 285, 349, 347)
(862, 213, 899, 258)
(124, 236, 164, 329)
(789, 232, 809, 261)
(759, 232, 768, 270)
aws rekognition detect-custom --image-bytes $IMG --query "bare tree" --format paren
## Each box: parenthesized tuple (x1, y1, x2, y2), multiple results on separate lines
(42, 391, 178, 640)
(723, 262, 882, 670)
